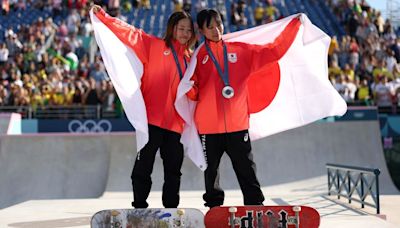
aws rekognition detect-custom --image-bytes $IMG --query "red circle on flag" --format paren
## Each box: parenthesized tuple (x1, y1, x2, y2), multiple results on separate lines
(247, 62, 280, 113)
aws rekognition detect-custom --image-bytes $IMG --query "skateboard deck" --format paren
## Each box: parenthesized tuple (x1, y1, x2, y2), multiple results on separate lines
(91, 208, 204, 228)
(204, 205, 320, 228)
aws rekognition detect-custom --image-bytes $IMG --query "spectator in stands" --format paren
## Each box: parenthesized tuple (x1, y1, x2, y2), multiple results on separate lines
(373, 59, 392, 82)
(0, 84, 10, 105)
(82, 77, 101, 105)
(1, 0, 10, 15)
(101, 80, 116, 112)
(131, 0, 139, 8)
(72, 80, 84, 105)
(386, 49, 397, 74)
(383, 20, 397, 42)
(254, 3, 264, 26)
(216, 1, 227, 24)
(52, 0, 63, 17)
(328, 35, 340, 64)
(66, 9, 81, 35)
(42, 18, 58, 38)
(346, 12, 360, 37)
(92, 5, 196, 208)
(338, 35, 350, 68)
(65, 45, 80, 71)
(395, 78, 400, 108)
(343, 63, 355, 81)
(15, 0, 26, 11)
(0, 43, 8, 65)
(264, 1, 279, 22)
(391, 37, 400, 63)
(173, 0, 183, 12)
(196, 0, 207, 12)
(230, 3, 240, 31)
(374, 11, 385, 36)
(0, 0, 397, 116)
(329, 59, 342, 81)
(89, 62, 108, 83)
(349, 37, 359, 68)
(236, 0, 248, 30)
(182, 0, 191, 14)
(334, 74, 350, 102)
(373, 75, 395, 113)
(345, 75, 357, 102)
(5, 32, 22, 58)
(355, 78, 373, 105)
(139, 0, 150, 10)
(108, 0, 120, 13)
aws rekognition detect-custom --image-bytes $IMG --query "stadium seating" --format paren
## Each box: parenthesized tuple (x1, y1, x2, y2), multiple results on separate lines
(0, 0, 349, 42)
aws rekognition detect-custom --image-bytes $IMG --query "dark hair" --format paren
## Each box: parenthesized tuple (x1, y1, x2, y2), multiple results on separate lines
(163, 11, 196, 48)
(196, 9, 222, 29)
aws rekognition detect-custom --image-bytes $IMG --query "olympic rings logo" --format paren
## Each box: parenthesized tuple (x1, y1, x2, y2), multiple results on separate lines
(68, 120, 112, 133)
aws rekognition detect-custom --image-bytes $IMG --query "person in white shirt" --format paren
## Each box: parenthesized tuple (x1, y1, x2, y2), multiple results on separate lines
(0, 43, 9, 65)
(374, 75, 394, 108)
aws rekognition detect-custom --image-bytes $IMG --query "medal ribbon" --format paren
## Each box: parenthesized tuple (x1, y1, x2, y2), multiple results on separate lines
(205, 41, 230, 86)
(170, 43, 188, 79)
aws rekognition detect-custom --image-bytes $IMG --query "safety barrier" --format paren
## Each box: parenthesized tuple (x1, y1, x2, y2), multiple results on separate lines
(326, 163, 381, 214)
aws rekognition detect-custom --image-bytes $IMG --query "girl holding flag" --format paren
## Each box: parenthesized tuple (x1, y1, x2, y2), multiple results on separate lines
(185, 9, 301, 208)
(91, 6, 196, 208)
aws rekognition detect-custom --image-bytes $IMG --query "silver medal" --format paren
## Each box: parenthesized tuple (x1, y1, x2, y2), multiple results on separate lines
(222, 86, 234, 99)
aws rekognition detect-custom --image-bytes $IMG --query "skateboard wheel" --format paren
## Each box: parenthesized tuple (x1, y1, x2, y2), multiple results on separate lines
(228, 207, 237, 213)
(292, 206, 301, 212)
(177, 209, 185, 216)
(111, 210, 120, 216)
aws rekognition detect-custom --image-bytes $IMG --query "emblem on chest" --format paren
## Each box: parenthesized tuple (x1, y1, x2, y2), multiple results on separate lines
(202, 53, 238, 64)
(228, 53, 237, 63)
(202, 55, 209, 64)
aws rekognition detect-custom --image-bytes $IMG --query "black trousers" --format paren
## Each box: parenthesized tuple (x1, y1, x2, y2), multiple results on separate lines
(131, 125, 184, 208)
(201, 130, 265, 208)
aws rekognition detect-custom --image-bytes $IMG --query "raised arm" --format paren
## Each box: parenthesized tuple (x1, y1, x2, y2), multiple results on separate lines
(250, 17, 301, 71)
(92, 5, 152, 64)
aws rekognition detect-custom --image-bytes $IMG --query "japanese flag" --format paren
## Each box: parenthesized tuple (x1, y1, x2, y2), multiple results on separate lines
(175, 14, 347, 171)
(90, 11, 149, 152)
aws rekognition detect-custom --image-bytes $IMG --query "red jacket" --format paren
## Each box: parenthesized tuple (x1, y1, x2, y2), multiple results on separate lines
(187, 18, 301, 134)
(96, 9, 190, 133)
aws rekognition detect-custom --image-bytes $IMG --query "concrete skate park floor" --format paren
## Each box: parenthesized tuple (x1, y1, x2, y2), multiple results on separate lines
(1, 121, 400, 227)
(1, 177, 400, 228)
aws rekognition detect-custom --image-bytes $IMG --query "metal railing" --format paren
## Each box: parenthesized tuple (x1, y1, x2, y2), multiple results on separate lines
(0, 105, 122, 119)
(326, 163, 381, 214)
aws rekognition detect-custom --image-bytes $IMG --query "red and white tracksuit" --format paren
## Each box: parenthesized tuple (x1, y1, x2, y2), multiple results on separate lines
(95, 9, 190, 208)
(187, 18, 301, 207)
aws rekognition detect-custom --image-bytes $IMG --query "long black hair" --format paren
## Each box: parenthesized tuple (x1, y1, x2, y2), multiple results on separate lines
(163, 11, 196, 48)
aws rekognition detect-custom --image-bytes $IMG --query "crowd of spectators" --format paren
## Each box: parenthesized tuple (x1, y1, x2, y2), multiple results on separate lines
(0, 0, 400, 118)
(326, 0, 400, 113)
(0, 0, 123, 117)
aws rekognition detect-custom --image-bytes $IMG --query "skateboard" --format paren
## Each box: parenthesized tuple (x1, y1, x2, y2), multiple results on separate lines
(204, 205, 320, 228)
(91, 208, 204, 228)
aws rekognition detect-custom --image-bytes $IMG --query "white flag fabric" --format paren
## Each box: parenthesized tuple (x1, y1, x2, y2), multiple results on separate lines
(90, 11, 207, 170)
(175, 14, 347, 170)
(90, 11, 149, 152)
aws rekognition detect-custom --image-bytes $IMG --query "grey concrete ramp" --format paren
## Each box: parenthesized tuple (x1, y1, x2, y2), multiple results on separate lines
(137, 121, 398, 194)
(103, 133, 135, 192)
(0, 120, 398, 210)
(249, 121, 398, 194)
(0, 134, 110, 209)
